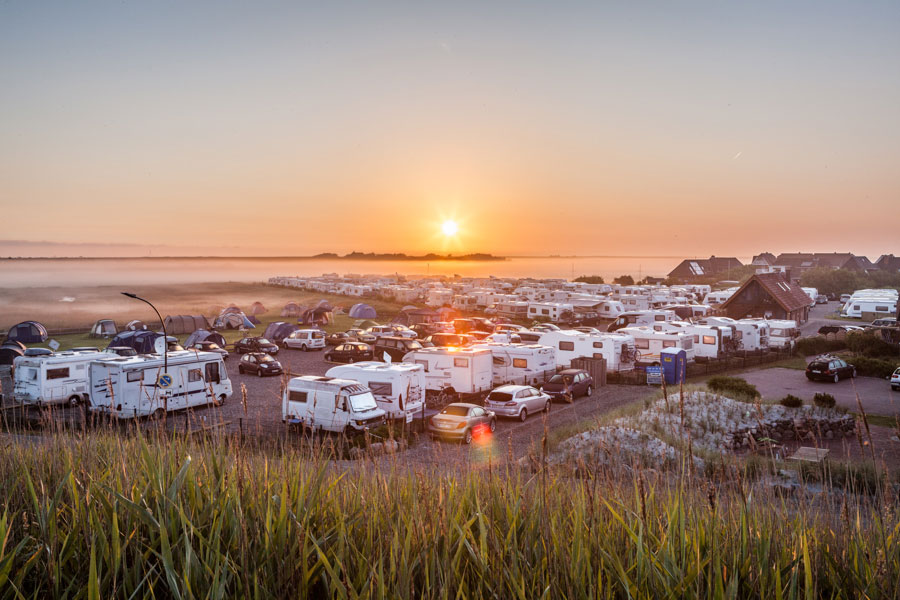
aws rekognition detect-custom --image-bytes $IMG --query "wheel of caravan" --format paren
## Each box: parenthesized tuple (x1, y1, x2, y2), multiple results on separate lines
(463, 429, 473, 445)
(68, 395, 81, 407)
(519, 408, 528, 422)
(586, 385, 593, 398)
(833, 373, 839, 383)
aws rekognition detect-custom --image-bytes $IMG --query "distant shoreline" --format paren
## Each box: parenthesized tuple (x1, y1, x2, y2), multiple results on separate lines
(0, 253, 507, 262)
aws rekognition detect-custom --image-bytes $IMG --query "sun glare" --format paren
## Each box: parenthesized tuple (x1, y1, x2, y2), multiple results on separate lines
(441, 220, 459, 237)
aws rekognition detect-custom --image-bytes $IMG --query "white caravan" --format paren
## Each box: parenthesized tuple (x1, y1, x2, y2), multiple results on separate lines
(13, 350, 119, 406)
(700, 317, 768, 354)
(618, 326, 695, 364)
(89, 350, 231, 418)
(703, 289, 737, 306)
(325, 362, 425, 423)
(746, 319, 798, 350)
(471, 343, 557, 386)
(607, 310, 677, 332)
(801, 287, 819, 308)
(400, 347, 493, 398)
(841, 298, 897, 319)
(652, 322, 728, 361)
(282, 376, 385, 432)
(596, 300, 625, 319)
(528, 330, 637, 372)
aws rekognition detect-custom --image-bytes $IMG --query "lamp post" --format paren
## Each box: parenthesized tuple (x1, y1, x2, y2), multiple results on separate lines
(122, 293, 168, 411)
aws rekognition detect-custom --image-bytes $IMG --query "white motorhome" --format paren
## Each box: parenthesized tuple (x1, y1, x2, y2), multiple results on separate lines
(89, 350, 232, 418)
(653, 322, 727, 361)
(746, 319, 798, 350)
(13, 350, 119, 406)
(700, 317, 768, 354)
(703, 289, 737, 306)
(400, 347, 493, 399)
(471, 343, 557, 386)
(325, 362, 425, 423)
(618, 326, 695, 364)
(607, 310, 677, 332)
(282, 376, 385, 433)
(527, 302, 574, 323)
(526, 330, 637, 372)
(801, 287, 819, 308)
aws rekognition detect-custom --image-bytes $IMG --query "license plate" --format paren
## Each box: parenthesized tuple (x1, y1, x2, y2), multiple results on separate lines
(438, 423, 452, 429)
(811, 370, 821, 373)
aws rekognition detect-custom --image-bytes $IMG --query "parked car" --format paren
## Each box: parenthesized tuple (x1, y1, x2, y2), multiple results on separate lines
(494, 323, 527, 334)
(870, 317, 897, 328)
(388, 324, 418, 339)
(410, 323, 440, 338)
(541, 369, 594, 402)
(347, 329, 377, 344)
(483, 385, 551, 421)
(891, 367, 900, 391)
(187, 340, 229, 359)
(840, 294, 852, 303)
(531, 323, 561, 333)
(325, 332, 351, 346)
(234, 337, 279, 355)
(816, 294, 828, 304)
(374, 337, 424, 362)
(367, 325, 414, 339)
(427, 402, 496, 444)
(424, 333, 474, 348)
(817, 325, 864, 336)
(282, 329, 326, 351)
(805, 356, 856, 383)
(238, 352, 283, 377)
(324, 342, 374, 364)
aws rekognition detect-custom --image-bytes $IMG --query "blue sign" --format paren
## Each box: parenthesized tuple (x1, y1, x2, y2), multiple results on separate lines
(157, 373, 173, 388)
(646, 366, 662, 385)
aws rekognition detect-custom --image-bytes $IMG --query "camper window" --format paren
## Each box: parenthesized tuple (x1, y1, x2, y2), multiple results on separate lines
(513, 358, 527, 368)
(415, 360, 429, 372)
(453, 357, 469, 368)
(655, 315, 666, 321)
(702, 336, 717, 345)
(188, 369, 202, 383)
(663, 341, 676, 348)
(127, 370, 143, 382)
(205, 362, 221, 384)
(876, 306, 890, 312)
(46, 368, 69, 380)
(559, 341, 575, 351)
(369, 381, 393, 396)
(23, 367, 38, 381)
(289, 391, 308, 403)
(592, 341, 603, 348)
(636, 339, 650, 350)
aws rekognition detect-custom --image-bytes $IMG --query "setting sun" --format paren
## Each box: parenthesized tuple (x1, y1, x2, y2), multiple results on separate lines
(441, 220, 459, 237)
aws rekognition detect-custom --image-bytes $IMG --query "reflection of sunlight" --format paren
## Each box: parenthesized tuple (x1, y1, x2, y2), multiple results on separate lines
(470, 423, 497, 465)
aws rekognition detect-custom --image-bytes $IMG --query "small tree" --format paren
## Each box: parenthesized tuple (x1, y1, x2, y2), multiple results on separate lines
(574, 275, 604, 284)
(614, 275, 635, 285)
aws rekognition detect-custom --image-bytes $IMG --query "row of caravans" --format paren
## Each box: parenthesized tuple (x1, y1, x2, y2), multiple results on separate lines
(840, 289, 898, 319)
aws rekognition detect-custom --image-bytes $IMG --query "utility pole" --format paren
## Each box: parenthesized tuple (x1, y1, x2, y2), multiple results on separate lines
(122, 292, 168, 413)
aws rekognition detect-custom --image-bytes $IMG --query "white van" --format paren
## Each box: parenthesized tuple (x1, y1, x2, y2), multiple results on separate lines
(13, 350, 119, 406)
(749, 319, 798, 350)
(325, 362, 425, 423)
(471, 343, 557, 386)
(400, 347, 493, 399)
(618, 326, 695, 364)
(282, 376, 385, 433)
(89, 350, 231, 418)
(282, 329, 326, 351)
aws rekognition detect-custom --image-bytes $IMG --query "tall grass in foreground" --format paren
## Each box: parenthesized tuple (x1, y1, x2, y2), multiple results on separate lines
(0, 433, 898, 598)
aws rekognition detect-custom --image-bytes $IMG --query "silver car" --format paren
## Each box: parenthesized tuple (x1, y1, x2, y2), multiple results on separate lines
(428, 403, 497, 444)
(483, 385, 551, 422)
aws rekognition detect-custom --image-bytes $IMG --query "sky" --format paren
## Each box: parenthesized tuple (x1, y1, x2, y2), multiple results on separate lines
(1, 1, 898, 258)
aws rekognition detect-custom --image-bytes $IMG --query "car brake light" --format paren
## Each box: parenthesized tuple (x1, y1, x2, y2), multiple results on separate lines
(505, 401, 516, 406)
(456, 422, 466, 429)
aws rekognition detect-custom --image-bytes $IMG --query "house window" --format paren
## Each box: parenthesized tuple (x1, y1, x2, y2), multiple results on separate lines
(46, 368, 69, 380)
(289, 391, 308, 403)
(513, 358, 527, 368)
(188, 369, 203, 383)
(453, 357, 469, 368)
(559, 341, 575, 351)
(635, 339, 650, 350)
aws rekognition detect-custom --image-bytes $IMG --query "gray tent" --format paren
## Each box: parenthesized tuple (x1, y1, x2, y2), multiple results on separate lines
(89, 319, 117, 338)
(281, 302, 303, 317)
(164, 315, 210, 335)
(125, 320, 147, 331)
(348, 303, 377, 319)
(250, 302, 267, 315)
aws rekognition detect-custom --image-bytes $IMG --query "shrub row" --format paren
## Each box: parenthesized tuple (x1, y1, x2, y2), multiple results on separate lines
(846, 355, 900, 379)
(705, 375, 759, 401)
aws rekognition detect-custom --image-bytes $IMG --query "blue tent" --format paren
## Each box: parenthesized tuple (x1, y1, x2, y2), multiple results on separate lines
(184, 329, 227, 349)
(107, 330, 163, 354)
(349, 303, 377, 319)
(264, 322, 300, 344)
(242, 316, 256, 329)
(5, 321, 49, 344)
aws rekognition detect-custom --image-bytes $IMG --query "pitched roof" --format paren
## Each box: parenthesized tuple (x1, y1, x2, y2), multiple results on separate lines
(667, 256, 743, 278)
(876, 254, 900, 271)
(720, 272, 812, 314)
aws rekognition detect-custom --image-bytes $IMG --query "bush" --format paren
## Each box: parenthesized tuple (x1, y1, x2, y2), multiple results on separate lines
(846, 356, 899, 379)
(779, 394, 803, 408)
(845, 332, 897, 358)
(574, 275, 604, 284)
(706, 376, 760, 401)
(812, 393, 836, 409)
(795, 336, 846, 356)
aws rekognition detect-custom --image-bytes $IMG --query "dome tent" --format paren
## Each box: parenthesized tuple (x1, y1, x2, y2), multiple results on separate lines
(5, 321, 48, 344)
(249, 302, 267, 315)
(0, 340, 26, 366)
(107, 330, 163, 355)
(281, 302, 303, 317)
(348, 303, 377, 319)
(184, 329, 227, 349)
(89, 319, 117, 338)
(163, 315, 210, 335)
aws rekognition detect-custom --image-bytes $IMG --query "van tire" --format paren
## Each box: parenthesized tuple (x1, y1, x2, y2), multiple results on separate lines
(301, 345, 307, 352)
(68, 395, 81, 407)
(215, 394, 226, 407)
(519, 408, 528, 422)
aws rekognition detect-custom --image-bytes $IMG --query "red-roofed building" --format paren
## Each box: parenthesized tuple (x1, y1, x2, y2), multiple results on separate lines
(718, 273, 811, 323)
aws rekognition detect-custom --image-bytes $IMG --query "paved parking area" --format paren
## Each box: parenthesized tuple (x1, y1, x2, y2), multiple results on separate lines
(740, 367, 899, 416)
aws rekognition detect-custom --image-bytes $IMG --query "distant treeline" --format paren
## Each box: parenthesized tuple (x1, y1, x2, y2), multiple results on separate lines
(313, 252, 504, 261)
(801, 267, 900, 296)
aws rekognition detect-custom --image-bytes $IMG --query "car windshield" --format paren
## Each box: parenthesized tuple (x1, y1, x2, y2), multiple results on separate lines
(488, 392, 513, 403)
(259, 355, 276, 363)
(356, 344, 369, 351)
(809, 362, 828, 370)
(348, 392, 378, 412)
(407, 341, 422, 349)
(548, 374, 572, 384)
(258, 339, 272, 344)
(441, 405, 469, 416)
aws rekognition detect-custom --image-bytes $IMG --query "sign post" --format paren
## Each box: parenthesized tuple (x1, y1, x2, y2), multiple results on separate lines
(645, 366, 662, 386)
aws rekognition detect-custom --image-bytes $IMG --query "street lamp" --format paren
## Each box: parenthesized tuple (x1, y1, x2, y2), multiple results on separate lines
(121, 292, 168, 401)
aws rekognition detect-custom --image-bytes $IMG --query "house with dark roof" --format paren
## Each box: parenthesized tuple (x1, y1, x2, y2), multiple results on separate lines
(718, 272, 811, 323)
(667, 256, 743, 282)
(751, 252, 776, 266)
(772, 252, 874, 273)
(875, 254, 900, 272)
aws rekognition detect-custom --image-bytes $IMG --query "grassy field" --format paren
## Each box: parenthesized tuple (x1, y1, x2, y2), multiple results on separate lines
(0, 431, 896, 598)
(0, 282, 407, 351)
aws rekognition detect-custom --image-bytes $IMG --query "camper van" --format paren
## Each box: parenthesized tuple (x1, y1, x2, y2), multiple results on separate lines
(400, 347, 493, 400)
(747, 319, 798, 350)
(282, 376, 385, 433)
(325, 362, 425, 423)
(699, 317, 768, 354)
(527, 330, 637, 372)
(703, 289, 737, 306)
(13, 350, 119, 406)
(471, 343, 557, 386)
(88, 350, 231, 418)
(607, 310, 677, 332)
(617, 327, 695, 364)
(652, 322, 728, 362)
